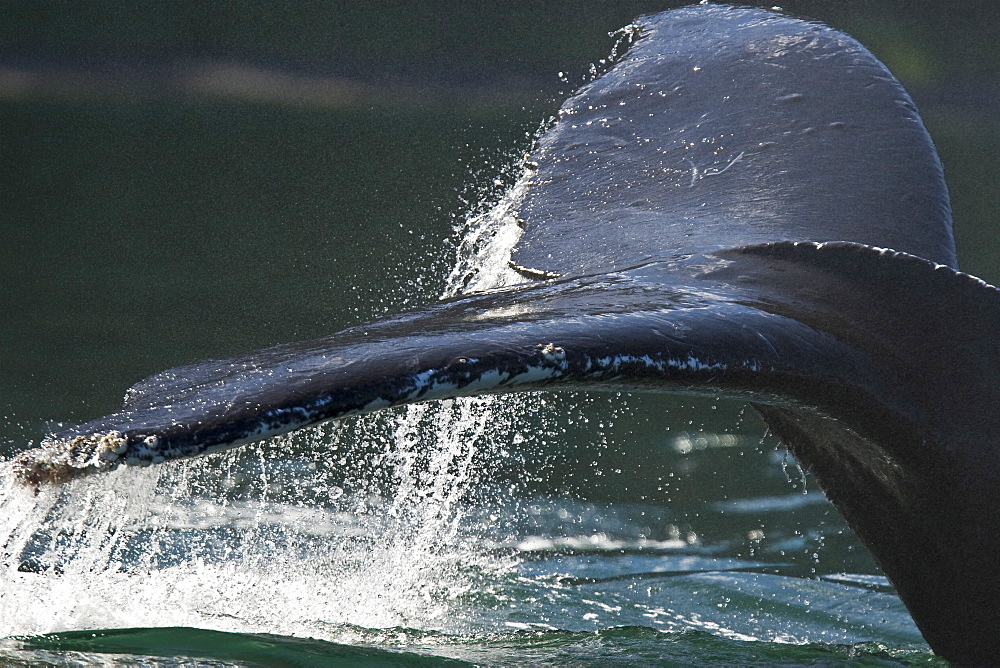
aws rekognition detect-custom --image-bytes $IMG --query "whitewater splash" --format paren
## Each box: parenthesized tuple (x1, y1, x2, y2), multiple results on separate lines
(0, 159, 537, 640)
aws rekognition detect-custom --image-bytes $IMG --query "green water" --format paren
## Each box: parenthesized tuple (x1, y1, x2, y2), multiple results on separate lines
(5, 626, 939, 667)
(1, 1, 996, 665)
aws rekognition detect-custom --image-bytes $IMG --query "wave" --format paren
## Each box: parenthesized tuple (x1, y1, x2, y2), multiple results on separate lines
(6, 624, 938, 667)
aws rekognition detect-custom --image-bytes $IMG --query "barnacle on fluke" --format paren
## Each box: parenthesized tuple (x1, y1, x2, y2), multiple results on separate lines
(13, 430, 127, 486)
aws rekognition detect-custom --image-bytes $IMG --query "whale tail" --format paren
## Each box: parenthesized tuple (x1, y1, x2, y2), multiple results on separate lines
(10, 5, 999, 663)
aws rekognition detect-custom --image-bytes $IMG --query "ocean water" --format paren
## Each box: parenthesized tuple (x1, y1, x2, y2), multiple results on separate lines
(2, 2, 995, 665)
(0, 404, 939, 665)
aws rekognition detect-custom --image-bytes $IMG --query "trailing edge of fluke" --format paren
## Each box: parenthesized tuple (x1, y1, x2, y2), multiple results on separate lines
(11, 4, 1000, 663)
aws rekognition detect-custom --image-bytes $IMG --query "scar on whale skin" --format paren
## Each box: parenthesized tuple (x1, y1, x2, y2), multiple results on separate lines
(10, 4, 1000, 664)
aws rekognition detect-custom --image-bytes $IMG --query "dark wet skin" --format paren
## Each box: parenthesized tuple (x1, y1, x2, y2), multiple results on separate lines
(12, 5, 1000, 663)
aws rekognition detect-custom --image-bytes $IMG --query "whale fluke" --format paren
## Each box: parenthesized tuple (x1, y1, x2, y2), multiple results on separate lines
(11, 5, 999, 662)
(513, 7, 956, 276)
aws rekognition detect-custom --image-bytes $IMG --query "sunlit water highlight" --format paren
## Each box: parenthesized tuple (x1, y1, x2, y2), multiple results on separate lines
(0, 162, 936, 664)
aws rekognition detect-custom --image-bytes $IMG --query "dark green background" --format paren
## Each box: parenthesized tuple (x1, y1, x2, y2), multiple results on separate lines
(3, 0, 998, 453)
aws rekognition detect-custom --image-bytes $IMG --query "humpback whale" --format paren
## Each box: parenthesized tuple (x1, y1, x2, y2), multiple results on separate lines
(10, 4, 998, 663)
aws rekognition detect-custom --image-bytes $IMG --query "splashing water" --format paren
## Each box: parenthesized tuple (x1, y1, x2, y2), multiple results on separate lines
(0, 161, 536, 641)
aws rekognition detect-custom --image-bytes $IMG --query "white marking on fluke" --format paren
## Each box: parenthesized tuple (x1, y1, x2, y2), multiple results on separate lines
(537, 342, 567, 363)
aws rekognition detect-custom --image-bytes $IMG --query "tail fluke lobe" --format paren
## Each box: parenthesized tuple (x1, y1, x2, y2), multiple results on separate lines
(19, 241, 989, 494)
(514, 5, 956, 276)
